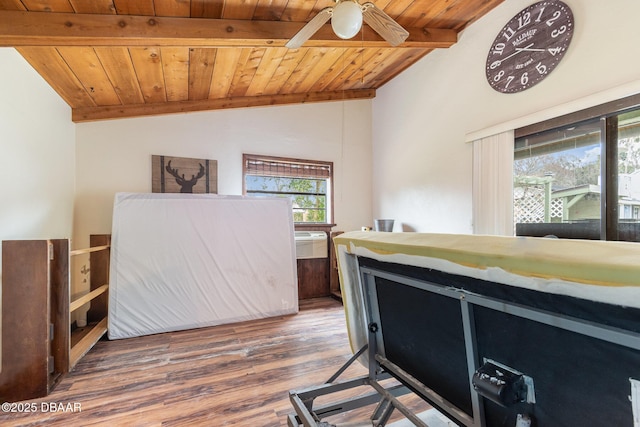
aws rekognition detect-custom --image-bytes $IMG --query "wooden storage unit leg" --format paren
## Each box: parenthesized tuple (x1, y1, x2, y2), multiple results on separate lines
(50, 240, 71, 380)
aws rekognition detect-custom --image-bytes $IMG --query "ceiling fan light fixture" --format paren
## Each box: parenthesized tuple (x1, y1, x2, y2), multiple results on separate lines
(285, 0, 408, 49)
(331, 0, 363, 39)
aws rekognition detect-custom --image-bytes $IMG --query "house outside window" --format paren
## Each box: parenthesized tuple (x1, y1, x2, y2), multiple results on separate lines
(514, 102, 640, 242)
(243, 154, 333, 224)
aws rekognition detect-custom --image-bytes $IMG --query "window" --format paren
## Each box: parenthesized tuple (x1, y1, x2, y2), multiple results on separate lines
(514, 95, 640, 242)
(243, 154, 333, 224)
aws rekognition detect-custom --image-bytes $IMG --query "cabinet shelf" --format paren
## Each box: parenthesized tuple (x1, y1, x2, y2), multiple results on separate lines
(70, 284, 108, 313)
(70, 317, 108, 368)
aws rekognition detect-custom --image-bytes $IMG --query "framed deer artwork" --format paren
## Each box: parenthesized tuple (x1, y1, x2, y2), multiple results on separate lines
(152, 155, 218, 194)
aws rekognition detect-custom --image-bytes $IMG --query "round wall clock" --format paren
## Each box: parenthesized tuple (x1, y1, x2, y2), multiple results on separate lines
(486, 1, 574, 94)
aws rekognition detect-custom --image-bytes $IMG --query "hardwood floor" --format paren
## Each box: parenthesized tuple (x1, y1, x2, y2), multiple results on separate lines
(0, 298, 429, 426)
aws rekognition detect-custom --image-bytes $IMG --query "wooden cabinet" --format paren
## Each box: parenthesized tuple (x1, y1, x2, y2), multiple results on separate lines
(293, 228, 344, 301)
(294, 225, 333, 300)
(0, 235, 110, 402)
(296, 257, 329, 299)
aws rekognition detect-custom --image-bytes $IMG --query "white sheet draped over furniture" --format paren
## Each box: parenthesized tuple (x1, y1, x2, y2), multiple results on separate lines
(108, 193, 298, 339)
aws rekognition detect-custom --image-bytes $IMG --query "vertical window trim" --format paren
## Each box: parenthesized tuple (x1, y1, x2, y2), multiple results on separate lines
(603, 116, 619, 240)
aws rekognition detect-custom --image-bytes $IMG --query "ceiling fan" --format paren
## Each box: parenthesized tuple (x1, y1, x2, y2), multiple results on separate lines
(285, 0, 409, 49)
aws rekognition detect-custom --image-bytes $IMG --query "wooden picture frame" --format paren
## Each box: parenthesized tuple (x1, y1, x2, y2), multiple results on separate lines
(152, 155, 218, 194)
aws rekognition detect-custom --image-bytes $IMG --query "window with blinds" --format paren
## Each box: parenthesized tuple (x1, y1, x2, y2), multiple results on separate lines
(243, 154, 333, 223)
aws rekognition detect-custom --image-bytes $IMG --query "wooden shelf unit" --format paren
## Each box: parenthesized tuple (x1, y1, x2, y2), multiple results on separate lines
(0, 235, 110, 402)
(70, 234, 110, 368)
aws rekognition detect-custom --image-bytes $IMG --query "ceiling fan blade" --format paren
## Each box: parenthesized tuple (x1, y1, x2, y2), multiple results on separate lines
(286, 7, 333, 49)
(361, 2, 409, 46)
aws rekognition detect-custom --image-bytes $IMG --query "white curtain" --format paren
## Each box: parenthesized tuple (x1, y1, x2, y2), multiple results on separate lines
(472, 131, 514, 235)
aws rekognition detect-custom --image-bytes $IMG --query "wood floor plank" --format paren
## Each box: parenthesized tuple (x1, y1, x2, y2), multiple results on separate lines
(0, 298, 428, 426)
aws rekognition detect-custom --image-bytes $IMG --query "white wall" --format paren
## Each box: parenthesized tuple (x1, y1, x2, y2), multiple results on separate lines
(0, 48, 76, 272)
(372, 0, 640, 233)
(74, 100, 373, 248)
(0, 47, 75, 355)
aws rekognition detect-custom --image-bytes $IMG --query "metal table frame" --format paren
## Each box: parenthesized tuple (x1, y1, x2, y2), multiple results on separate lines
(288, 262, 640, 427)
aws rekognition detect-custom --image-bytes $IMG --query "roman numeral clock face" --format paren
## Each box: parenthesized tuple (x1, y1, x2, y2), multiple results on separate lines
(486, 1, 574, 93)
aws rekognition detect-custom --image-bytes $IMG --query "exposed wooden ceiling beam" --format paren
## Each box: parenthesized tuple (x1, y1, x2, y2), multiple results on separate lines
(71, 89, 376, 122)
(0, 10, 457, 49)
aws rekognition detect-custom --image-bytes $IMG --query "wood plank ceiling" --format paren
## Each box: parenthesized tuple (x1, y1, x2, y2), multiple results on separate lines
(0, 0, 504, 122)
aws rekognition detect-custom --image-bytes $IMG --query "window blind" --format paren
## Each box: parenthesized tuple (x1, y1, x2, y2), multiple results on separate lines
(244, 155, 331, 179)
